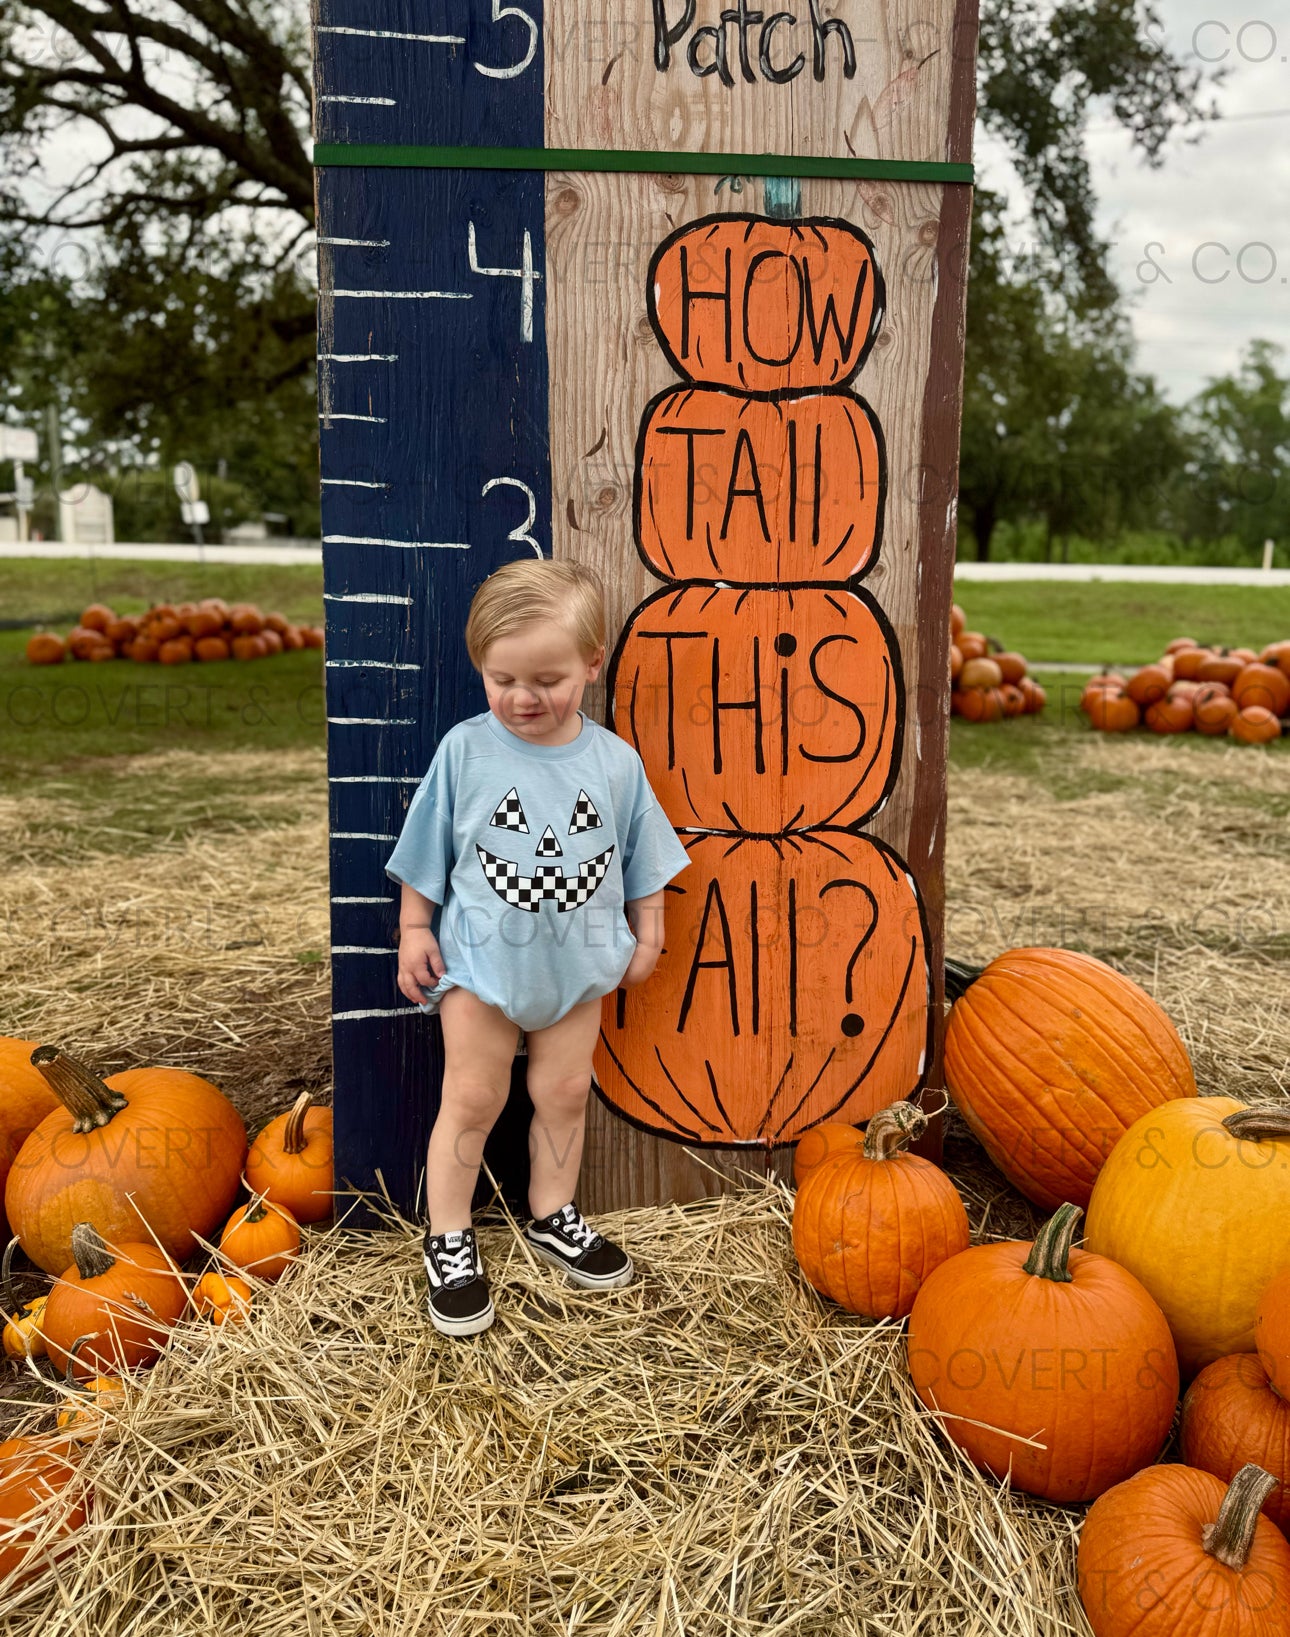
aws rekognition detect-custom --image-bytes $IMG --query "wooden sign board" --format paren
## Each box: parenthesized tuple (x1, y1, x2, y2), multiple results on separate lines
(313, 0, 978, 1219)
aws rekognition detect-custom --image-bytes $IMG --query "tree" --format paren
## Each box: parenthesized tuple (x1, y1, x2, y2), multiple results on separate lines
(1178, 342, 1290, 557)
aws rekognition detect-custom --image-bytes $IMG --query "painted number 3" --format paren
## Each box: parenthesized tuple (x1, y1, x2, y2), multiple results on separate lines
(482, 477, 542, 557)
(475, 0, 537, 78)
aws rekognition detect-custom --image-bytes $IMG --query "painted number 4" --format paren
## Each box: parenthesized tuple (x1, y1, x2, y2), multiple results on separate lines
(468, 221, 541, 344)
(474, 0, 537, 79)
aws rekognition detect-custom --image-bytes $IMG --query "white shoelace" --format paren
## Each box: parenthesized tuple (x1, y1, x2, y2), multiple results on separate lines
(435, 1239, 476, 1286)
(557, 1206, 599, 1250)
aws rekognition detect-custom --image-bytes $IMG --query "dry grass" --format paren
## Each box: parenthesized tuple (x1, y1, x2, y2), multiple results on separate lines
(0, 734, 1285, 1632)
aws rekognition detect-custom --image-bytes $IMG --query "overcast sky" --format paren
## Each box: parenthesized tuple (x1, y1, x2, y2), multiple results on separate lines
(976, 0, 1290, 404)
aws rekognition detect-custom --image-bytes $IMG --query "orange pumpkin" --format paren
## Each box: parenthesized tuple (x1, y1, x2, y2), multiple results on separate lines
(1181, 1354, 1290, 1534)
(245, 1093, 334, 1224)
(610, 584, 899, 834)
(959, 657, 1003, 689)
(299, 626, 325, 649)
(944, 948, 1196, 1210)
(636, 386, 883, 582)
(1077, 1464, 1290, 1636)
(0, 1038, 59, 1224)
(0, 1436, 87, 1587)
(8, 1045, 247, 1274)
(1018, 677, 1046, 714)
(595, 831, 930, 1147)
(103, 618, 137, 647)
(992, 651, 1027, 685)
(193, 1271, 253, 1325)
(949, 643, 963, 683)
(231, 634, 267, 660)
(260, 629, 284, 655)
(228, 605, 265, 635)
(218, 1196, 301, 1281)
(1232, 662, 1290, 717)
(956, 631, 988, 661)
(126, 636, 160, 663)
(1260, 639, 1290, 678)
(792, 1121, 864, 1186)
(1085, 689, 1139, 733)
(183, 607, 224, 639)
(907, 1204, 1179, 1503)
(950, 604, 965, 638)
(1172, 646, 1211, 681)
(1126, 663, 1171, 708)
(39, 1223, 187, 1377)
(793, 1100, 968, 1319)
(1194, 685, 1238, 736)
(24, 633, 65, 665)
(281, 625, 306, 651)
(649, 215, 883, 395)
(1256, 1269, 1290, 1400)
(1196, 651, 1243, 686)
(158, 637, 193, 665)
(1232, 705, 1281, 745)
(78, 604, 114, 633)
(1146, 694, 1194, 734)
(144, 613, 182, 643)
(998, 682, 1026, 718)
(1165, 636, 1200, 654)
(952, 686, 1004, 722)
(194, 635, 231, 662)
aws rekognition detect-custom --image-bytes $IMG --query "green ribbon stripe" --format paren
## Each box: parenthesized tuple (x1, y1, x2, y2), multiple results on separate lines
(311, 142, 973, 185)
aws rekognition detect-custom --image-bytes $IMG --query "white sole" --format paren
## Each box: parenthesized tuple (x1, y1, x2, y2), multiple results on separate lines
(526, 1238, 634, 1290)
(426, 1292, 495, 1337)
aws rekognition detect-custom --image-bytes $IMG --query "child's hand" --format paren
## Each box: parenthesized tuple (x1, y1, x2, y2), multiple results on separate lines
(618, 943, 661, 990)
(397, 925, 445, 1005)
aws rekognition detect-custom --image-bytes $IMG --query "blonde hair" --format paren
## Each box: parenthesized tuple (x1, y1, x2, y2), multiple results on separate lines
(465, 559, 606, 669)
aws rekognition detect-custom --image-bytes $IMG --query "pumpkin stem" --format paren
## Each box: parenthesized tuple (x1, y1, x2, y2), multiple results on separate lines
(1021, 1203, 1082, 1283)
(29, 1045, 129, 1132)
(944, 959, 982, 1003)
(65, 1334, 93, 1392)
(863, 1101, 928, 1160)
(281, 1091, 313, 1156)
(1220, 1102, 1290, 1144)
(243, 1194, 270, 1225)
(70, 1222, 116, 1282)
(2, 1235, 23, 1315)
(1202, 1464, 1278, 1571)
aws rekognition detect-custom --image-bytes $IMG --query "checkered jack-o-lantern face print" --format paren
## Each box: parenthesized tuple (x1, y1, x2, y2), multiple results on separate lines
(476, 786, 613, 913)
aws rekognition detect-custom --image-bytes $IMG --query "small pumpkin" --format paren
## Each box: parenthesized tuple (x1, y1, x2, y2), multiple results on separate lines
(1232, 706, 1281, 745)
(299, 626, 325, 649)
(950, 604, 965, 638)
(1086, 1097, 1290, 1375)
(792, 1122, 864, 1187)
(53, 1337, 126, 1443)
(0, 1436, 87, 1587)
(1, 1237, 46, 1360)
(103, 617, 137, 647)
(193, 1271, 252, 1325)
(1085, 689, 1140, 733)
(194, 635, 231, 662)
(126, 636, 160, 663)
(1172, 646, 1212, 681)
(1196, 651, 1244, 686)
(1256, 1268, 1290, 1400)
(956, 631, 989, 661)
(0, 1036, 59, 1214)
(281, 625, 306, 652)
(1165, 636, 1200, 654)
(1259, 639, 1290, 678)
(1126, 664, 1171, 707)
(231, 633, 267, 660)
(260, 629, 284, 655)
(1194, 686, 1238, 736)
(960, 656, 1003, 690)
(998, 682, 1026, 718)
(78, 604, 115, 633)
(158, 636, 193, 665)
(24, 633, 65, 665)
(992, 650, 1028, 685)
(1077, 1464, 1290, 1636)
(228, 605, 265, 635)
(907, 1204, 1179, 1503)
(40, 1223, 187, 1377)
(1181, 1354, 1290, 1535)
(218, 1196, 301, 1281)
(792, 1101, 969, 1320)
(8, 1045, 247, 1275)
(1018, 676, 1046, 714)
(944, 948, 1196, 1211)
(1232, 662, 1290, 717)
(244, 1092, 334, 1223)
(952, 686, 1004, 722)
(1146, 694, 1194, 734)
(183, 607, 224, 639)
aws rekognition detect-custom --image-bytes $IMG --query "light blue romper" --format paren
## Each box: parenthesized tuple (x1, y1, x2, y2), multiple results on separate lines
(385, 710, 693, 1033)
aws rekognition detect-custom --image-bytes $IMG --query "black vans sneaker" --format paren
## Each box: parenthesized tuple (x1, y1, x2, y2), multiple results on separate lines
(423, 1225, 494, 1337)
(524, 1201, 633, 1290)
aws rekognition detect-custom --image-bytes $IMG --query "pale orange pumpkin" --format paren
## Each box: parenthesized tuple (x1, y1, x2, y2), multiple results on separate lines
(244, 1093, 334, 1224)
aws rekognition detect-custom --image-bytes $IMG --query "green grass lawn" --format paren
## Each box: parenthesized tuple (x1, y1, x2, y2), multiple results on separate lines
(954, 582, 1290, 665)
(0, 557, 323, 629)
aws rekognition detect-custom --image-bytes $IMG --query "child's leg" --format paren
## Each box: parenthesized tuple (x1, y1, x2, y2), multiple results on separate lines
(428, 986, 521, 1233)
(522, 996, 604, 1218)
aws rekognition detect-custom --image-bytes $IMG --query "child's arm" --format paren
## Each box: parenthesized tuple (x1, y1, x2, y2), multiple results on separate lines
(396, 881, 446, 1005)
(619, 888, 666, 989)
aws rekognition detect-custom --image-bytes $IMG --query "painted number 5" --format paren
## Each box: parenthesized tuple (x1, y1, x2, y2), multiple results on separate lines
(475, 0, 537, 79)
(483, 477, 542, 557)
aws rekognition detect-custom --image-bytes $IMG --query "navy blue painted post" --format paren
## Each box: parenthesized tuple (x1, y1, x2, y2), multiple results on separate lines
(314, 11, 549, 1223)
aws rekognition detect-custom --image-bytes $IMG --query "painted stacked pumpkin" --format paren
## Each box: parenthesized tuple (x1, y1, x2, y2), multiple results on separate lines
(595, 211, 932, 1146)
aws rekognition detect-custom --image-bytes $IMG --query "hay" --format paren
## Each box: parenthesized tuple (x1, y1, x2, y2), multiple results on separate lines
(2, 1173, 1090, 1635)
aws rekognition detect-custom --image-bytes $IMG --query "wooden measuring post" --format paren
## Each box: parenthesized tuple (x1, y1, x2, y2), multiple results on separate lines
(313, 0, 978, 1220)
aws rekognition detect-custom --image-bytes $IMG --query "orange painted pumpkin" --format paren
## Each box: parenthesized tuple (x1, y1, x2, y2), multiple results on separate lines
(595, 831, 930, 1147)
(245, 1093, 334, 1224)
(40, 1223, 187, 1377)
(7, 1045, 247, 1274)
(793, 1100, 968, 1319)
(1256, 1269, 1290, 1400)
(1232, 662, 1290, 717)
(1126, 664, 1171, 707)
(0, 1436, 87, 1587)
(944, 948, 1196, 1211)
(610, 584, 899, 834)
(218, 1197, 301, 1281)
(636, 386, 883, 582)
(1181, 1354, 1290, 1535)
(907, 1204, 1179, 1503)
(649, 215, 883, 395)
(1078, 1464, 1290, 1636)
(1232, 705, 1281, 745)
(792, 1121, 863, 1187)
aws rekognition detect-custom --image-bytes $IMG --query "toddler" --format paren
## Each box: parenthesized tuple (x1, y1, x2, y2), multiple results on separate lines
(385, 559, 692, 1338)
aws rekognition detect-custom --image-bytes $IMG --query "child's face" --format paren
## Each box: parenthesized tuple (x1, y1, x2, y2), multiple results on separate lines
(480, 620, 605, 745)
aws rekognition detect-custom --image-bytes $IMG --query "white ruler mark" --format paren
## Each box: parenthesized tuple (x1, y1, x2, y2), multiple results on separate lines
(320, 236, 392, 247)
(334, 289, 470, 301)
(333, 831, 399, 841)
(319, 95, 397, 106)
(328, 716, 416, 725)
(324, 593, 413, 605)
(317, 27, 465, 44)
(329, 774, 423, 783)
(333, 1008, 423, 1021)
(321, 478, 387, 489)
(322, 354, 399, 362)
(332, 895, 395, 904)
(332, 946, 396, 955)
(323, 534, 469, 549)
(326, 660, 421, 670)
(321, 413, 388, 424)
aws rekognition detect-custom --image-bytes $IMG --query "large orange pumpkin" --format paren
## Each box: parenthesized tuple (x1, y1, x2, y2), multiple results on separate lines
(1181, 1354, 1290, 1535)
(1232, 662, 1290, 717)
(648, 215, 883, 395)
(40, 1222, 187, 1377)
(792, 1100, 968, 1319)
(943, 948, 1196, 1211)
(907, 1203, 1179, 1503)
(0, 1436, 87, 1587)
(0, 1038, 59, 1228)
(1077, 1464, 1290, 1636)
(609, 584, 900, 834)
(7, 1046, 247, 1274)
(595, 831, 930, 1147)
(636, 386, 883, 583)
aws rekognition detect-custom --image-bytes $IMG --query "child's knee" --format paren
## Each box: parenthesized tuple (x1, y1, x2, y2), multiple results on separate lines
(527, 1068, 592, 1112)
(439, 1075, 511, 1125)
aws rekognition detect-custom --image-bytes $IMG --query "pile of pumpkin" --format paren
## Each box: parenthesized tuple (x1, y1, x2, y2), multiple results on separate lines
(791, 947, 1290, 1633)
(0, 1037, 333, 1588)
(949, 603, 1046, 720)
(24, 600, 325, 666)
(1082, 637, 1289, 744)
